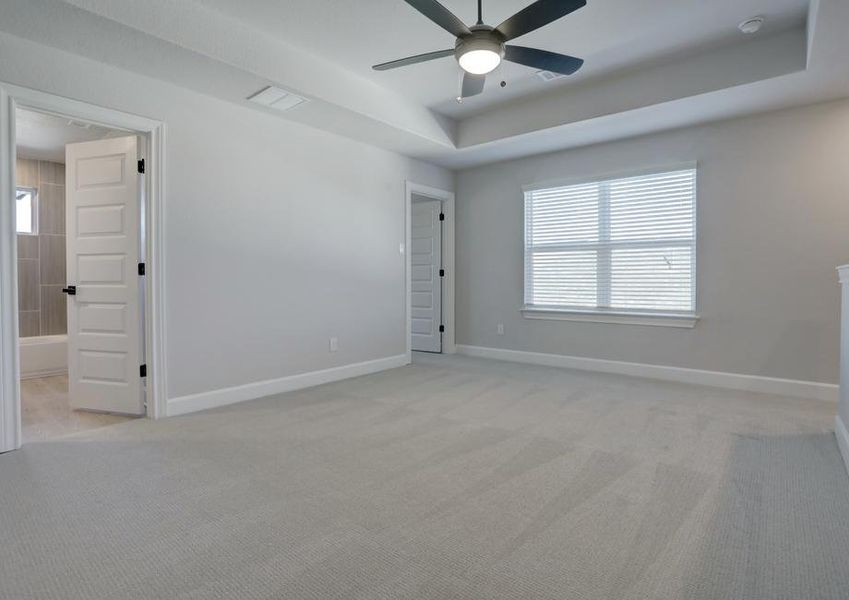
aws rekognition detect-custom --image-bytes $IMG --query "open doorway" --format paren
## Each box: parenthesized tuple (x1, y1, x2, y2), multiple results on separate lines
(405, 182, 455, 359)
(15, 108, 145, 442)
(0, 83, 166, 454)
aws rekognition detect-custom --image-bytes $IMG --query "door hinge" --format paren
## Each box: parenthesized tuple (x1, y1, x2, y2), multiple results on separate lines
(137, 159, 145, 174)
(138, 262, 145, 276)
(439, 212, 445, 221)
(439, 325, 445, 333)
(439, 269, 445, 277)
(140, 364, 147, 378)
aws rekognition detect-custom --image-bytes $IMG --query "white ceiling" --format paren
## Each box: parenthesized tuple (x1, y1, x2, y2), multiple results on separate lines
(1, 0, 848, 169)
(196, 0, 808, 117)
(15, 108, 128, 163)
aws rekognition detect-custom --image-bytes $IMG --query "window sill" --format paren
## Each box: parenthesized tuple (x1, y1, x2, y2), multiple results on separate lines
(520, 306, 699, 328)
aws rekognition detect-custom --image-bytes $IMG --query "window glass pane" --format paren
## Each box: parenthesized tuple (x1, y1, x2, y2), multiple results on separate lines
(529, 250, 597, 307)
(609, 171, 695, 242)
(16, 189, 34, 234)
(528, 183, 599, 245)
(611, 246, 692, 311)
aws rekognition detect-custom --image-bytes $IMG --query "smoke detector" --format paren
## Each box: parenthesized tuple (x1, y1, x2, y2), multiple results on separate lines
(248, 86, 307, 112)
(738, 16, 764, 34)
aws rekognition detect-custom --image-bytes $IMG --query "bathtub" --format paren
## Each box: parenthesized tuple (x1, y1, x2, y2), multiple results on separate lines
(19, 335, 68, 379)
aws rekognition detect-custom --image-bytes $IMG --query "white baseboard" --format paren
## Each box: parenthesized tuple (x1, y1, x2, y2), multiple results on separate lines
(167, 354, 409, 417)
(456, 345, 838, 403)
(836, 416, 849, 478)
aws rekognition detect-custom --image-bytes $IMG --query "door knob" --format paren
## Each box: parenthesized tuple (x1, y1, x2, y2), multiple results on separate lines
(61, 285, 77, 296)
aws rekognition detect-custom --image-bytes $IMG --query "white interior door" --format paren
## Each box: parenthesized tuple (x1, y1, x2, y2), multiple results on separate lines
(65, 136, 144, 415)
(411, 198, 442, 353)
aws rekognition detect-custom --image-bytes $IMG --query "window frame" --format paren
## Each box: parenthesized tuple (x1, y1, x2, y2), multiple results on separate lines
(521, 164, 699, 328)
(15, 186, 38, 236)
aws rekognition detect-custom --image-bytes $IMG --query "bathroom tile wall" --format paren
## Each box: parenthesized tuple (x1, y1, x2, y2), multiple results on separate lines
(16, 157, 67, 337)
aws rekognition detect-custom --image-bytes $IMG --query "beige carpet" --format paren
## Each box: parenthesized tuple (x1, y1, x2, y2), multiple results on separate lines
(1, 353, 847, 599)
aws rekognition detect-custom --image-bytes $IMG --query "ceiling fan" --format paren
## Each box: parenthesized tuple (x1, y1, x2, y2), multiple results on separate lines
(373, 0, 586, 98)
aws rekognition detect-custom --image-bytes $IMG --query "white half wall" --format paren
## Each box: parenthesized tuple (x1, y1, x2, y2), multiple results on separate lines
(837, 265, 849, 476)
(0, 32, 453, 409)
(456, 99, 849, 386)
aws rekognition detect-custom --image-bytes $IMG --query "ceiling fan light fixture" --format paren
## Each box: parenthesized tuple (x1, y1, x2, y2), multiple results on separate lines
(458, 48, 501, 74)
(455, 32, 504, 75)
(372, 0, 587, 97)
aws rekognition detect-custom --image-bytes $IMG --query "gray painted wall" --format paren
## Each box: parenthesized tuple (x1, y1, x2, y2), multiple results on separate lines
(0, 32, 453, 399)
(456, 99, 849, 384)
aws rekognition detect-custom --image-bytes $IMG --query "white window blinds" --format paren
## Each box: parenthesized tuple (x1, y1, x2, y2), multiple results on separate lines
(524, 168, 696, 314)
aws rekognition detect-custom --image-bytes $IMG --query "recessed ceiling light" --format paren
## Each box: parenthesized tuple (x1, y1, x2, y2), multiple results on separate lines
(738, 16, 764, 34)
(248, 86, 307, 112)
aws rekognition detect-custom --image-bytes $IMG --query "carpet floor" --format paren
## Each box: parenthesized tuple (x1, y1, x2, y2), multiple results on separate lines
(1, 353, 848, 599)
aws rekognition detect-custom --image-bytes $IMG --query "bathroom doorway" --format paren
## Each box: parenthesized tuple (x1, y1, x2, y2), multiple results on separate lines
(0, 83, 166, 453)
(15, 109, 144, 442)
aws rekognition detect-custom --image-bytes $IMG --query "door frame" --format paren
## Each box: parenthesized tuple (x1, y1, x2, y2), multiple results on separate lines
(0, 82, 168, 453)
(405, 181, 455, 361)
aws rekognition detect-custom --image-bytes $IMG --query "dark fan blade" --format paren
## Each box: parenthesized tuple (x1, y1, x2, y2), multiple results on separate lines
(404, 0, 471, 37)
(504, 45, 583, 75)
(462, 73, 485, 97)
(495, 0, 586, 41)
(373, 49, 455, 71)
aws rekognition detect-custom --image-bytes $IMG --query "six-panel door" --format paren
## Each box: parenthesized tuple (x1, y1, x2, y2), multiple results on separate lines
(66, 136, 144, 415)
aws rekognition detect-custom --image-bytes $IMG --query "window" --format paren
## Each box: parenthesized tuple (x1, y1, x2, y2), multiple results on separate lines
(16, 187, 37, 235)
(523, 167, 697, 324)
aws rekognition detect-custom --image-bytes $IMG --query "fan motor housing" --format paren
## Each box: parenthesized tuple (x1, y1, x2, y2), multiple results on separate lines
(454, 25, 506, 63)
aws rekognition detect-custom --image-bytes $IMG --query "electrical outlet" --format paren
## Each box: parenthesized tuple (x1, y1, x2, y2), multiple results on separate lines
(399, 242, 405, 254)
(497, 323, 504, 335)
(329, 337, 338, 352)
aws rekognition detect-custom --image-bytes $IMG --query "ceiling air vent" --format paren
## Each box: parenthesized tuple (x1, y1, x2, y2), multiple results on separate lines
(248, 86, 307, 112)
(536, 70, 566, 82)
